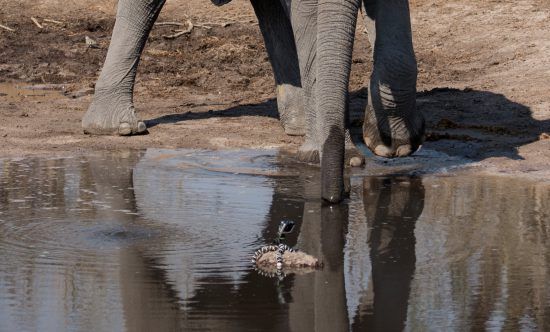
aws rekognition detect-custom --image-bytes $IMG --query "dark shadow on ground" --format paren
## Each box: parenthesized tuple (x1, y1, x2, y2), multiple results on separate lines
(146, 86, 548, 164)
(348, 87, 549, 165)
(145, 99, 279, 128)
(417, 88, 550, 161)
(144, 88, 370, 129)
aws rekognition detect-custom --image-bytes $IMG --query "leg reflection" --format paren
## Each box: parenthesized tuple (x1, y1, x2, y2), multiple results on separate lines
(355, 176, 424, 331)
(83, 152, 187, 330)
(289, 178, 350, 332)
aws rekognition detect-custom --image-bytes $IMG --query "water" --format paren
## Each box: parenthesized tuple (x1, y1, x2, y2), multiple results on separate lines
(0, 149, 549, 331)
(0, 83, 64, 103)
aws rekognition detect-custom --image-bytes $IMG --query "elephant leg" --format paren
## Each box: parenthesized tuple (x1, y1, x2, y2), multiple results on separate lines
(82, 0, 165, 135)
(290, 0, 321, 164)
(251, 0, 305, 136)
(362, 0, 425, 157)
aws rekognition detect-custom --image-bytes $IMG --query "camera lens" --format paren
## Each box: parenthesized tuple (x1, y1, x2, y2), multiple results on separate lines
(279, 220, 295, 234)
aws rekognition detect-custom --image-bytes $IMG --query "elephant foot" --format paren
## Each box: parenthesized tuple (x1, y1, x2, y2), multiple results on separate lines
(297, 139, 364, 166)
(296, 141, 320, 164)
(363, 105, 425, 158)
(82, 93, 147, 136)
(277, 84, 305, 136)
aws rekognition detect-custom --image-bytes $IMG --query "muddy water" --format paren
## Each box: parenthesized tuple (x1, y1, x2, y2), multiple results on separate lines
(1, 149, 550, 331)
(0, 83, 64, 102)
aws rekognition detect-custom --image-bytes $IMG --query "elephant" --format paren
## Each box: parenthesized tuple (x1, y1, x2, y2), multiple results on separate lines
(81, 0, 425, 203)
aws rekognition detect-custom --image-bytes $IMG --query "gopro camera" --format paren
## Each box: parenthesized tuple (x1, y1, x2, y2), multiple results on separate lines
(278, 220, 295, 237)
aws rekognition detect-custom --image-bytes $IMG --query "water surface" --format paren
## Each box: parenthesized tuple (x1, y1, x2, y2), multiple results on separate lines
(0, 83, 63, 103)
(1, 149, 549, 331)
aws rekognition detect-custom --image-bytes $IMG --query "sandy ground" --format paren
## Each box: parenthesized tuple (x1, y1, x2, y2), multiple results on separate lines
(1, 0, 550, 178)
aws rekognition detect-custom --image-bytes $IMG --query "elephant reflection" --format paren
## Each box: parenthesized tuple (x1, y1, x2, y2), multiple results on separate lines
(286, 175, 424, 332)
(0, 151, 427, 331)
(81, 152, 427, 331)
(353, 176, 424, 331)
(3, 152, 550, 330)
(80, 151, 426, 331)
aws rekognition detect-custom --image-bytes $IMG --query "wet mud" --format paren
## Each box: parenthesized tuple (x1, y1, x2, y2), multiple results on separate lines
(0, 83, 64, 103)
(1, 149, 550, 331)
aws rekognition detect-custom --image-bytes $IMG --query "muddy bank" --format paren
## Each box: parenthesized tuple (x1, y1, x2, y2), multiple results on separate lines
(1, 0, 550, 178)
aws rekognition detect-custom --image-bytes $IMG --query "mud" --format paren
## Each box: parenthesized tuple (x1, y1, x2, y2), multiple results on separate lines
(1, 149, 550, 331)
(0, 83, 64, 102)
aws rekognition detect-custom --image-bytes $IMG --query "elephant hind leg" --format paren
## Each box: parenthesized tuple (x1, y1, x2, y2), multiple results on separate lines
(252, 0, 305, 136)
(82, 0, 165, 136)
(362, 0, 425, 157)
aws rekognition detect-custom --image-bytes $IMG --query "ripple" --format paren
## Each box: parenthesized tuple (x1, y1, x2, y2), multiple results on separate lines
(0, 217, 160, 268)
(3, 150, 549, 330)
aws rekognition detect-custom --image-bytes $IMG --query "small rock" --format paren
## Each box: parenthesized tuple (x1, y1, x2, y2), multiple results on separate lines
(67, 87, 95, 99)
(85, 36, 99, 49)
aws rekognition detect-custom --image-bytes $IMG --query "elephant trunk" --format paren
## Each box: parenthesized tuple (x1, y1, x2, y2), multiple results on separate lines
(316, 0, 360, 203)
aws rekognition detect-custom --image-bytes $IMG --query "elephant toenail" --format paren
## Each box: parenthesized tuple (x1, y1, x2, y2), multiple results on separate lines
(396, 145, 413, 157)
(350, 156, 364, 167)
(118, 123, 132, 136)
(374, 145, 394, 158)
(137, 121, 147, 133)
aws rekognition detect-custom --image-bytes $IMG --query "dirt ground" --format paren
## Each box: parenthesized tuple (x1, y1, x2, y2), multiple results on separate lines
(1, 0, 550, 178)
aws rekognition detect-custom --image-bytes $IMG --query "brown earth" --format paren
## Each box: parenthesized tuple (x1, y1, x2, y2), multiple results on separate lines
(1, 0, 550, 179)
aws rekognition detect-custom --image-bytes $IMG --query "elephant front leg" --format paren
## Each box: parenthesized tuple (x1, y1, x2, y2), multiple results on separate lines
(289, 0, 321, 164)
(82, 0, 165, 135)
(251, 0, 305, 136)
(362, 0, 425, 157)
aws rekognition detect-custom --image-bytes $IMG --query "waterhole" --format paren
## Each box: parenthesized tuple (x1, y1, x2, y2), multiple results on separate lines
(0, 149, 549, 331)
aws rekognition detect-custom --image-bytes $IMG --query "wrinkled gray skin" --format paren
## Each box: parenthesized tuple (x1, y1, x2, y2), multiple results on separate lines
(361, 0, 424, 159)
(82, 0, 423, 203)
